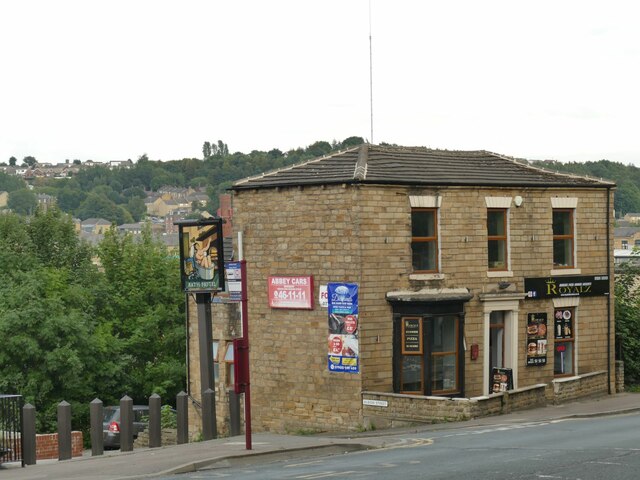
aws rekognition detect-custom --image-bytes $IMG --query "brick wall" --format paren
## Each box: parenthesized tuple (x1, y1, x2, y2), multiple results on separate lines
(11, 431, 83, 460)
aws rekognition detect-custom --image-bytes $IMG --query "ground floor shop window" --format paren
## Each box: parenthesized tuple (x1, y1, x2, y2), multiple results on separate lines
(393, 305, 465, 397)
(554, 307, 575, 376)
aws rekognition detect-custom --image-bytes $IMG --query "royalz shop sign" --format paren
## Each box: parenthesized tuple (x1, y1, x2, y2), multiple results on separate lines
(524, 275, 609, 299)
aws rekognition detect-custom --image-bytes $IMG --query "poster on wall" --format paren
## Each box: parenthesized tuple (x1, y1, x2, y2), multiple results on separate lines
(268, 276, 314, 309)
(491, 367, 514, 393)
(327, 283, 359, 374)
(526, 312, 548, 366)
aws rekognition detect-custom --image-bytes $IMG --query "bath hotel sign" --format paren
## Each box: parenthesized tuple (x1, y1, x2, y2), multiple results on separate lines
(524, 275, 609, 299)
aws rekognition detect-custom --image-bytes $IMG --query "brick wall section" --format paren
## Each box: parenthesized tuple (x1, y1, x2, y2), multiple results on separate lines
(12, 432, 83, 460)
(226, 184, 614, 433)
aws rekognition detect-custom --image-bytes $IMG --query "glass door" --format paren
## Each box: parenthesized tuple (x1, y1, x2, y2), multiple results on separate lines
(489, 311, 505, 393)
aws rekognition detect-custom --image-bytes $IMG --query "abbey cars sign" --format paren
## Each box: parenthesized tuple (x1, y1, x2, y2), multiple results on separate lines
(524, 275, 609, 299)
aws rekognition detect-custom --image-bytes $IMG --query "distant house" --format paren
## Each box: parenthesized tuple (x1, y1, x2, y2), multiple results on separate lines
(108, 160, 133, 169)
(614, 226, 640, 250)
(146, 196, 191, 217)
(80, 218, 112, 234)
(623, 212, 640, 223)
(36, 193, 56, 212)
(0, 191, 8, 208)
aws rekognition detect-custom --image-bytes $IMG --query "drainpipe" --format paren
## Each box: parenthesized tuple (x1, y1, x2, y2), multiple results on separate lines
(606, 187, 612, 395)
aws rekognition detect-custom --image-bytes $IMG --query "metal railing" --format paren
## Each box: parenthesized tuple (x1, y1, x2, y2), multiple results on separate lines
(0, 394, 24, 466)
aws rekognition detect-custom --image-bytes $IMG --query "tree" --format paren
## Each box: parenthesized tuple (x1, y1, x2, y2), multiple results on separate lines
(23, 156, 37, 167)
(9, 156, 17, 166)
(341, 136, 365, 149)
(0, 211, 113, 431)
(615, 258, 640, 384)
(126, 196, 147, 221)
(7, 189, 37, 215)
(306, 141, 332, 157)
(203, 141, 212, 160)
(96, 227, 185, 401)
(0, 171, 26, 193)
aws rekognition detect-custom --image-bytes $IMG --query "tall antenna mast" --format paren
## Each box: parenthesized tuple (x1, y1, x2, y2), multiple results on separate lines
(369, 0, 374, 144)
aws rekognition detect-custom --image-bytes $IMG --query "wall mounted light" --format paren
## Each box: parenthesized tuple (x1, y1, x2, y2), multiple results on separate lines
(514, 195, 523, 207)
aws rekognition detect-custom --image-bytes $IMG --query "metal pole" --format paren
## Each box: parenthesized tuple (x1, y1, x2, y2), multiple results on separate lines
(240, 258, 252, 450)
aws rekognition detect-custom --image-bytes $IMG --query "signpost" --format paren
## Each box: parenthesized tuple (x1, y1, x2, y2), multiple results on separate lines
(175, 218, 226, 440)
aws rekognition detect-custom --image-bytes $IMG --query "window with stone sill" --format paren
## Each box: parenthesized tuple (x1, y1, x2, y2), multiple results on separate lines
(553, 209, 574, 268)
(487, 208, 508, 271)
(411, 208, 439, 273)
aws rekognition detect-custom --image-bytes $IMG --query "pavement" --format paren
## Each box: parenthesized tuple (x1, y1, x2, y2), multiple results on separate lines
(1, 392, 639, 480)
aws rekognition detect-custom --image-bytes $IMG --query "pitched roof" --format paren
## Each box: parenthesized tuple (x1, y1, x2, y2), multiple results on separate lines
(232, 144, 615, 191)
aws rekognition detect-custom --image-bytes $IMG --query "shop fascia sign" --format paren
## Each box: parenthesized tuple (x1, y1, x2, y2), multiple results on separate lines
(524, 275, 609, 299)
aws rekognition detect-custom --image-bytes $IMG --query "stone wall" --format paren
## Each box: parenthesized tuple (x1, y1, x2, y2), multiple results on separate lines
(552, 370, 608, 404)
(362, 384, 548, 429)
(616, 361, 625, 393)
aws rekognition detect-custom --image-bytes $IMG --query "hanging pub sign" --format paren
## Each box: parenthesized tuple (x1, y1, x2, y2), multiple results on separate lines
(176, 218, 225, 293)
(327, 283, 359, 374)
(524, 275, 609, 299)
(526, 312, 547, 366)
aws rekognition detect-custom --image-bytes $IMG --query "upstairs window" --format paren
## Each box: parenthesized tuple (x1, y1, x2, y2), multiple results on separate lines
(487, 209, 508, 270)
(411, 208, 438, 272)
(553, 209, 574, 268)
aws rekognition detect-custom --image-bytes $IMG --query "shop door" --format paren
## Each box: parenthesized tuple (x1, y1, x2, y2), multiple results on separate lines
(488, 311, 505, 394)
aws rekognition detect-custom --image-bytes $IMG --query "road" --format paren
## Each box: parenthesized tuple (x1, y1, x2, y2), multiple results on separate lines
(159, 412, 640, 480)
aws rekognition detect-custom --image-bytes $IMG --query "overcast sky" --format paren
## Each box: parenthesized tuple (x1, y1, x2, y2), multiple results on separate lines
(1, 1, 638, 165)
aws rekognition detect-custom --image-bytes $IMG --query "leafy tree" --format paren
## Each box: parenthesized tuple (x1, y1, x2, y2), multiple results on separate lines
(341, 136, 365, 149)
(203, 141, 212, 160)
(306, 141, 332, 157)
(8, 188, 37, 215)
(127, 196, 147, 221)
(9, 156, 17, 166)
(75, 192, 121, 222)
(57, 186, 87, 212)
(0, 211, 113, 431)
(0, 171, 26, 193)
(95, 227, 185, 401)
(23, 156, 37, 167)
(615, 258, 640, 384)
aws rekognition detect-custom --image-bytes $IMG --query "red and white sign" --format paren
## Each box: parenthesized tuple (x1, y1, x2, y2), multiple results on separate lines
(268, 275, 314, 309)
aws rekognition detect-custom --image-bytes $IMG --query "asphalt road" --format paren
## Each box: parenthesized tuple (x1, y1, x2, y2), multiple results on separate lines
(159, 412, 640, 480)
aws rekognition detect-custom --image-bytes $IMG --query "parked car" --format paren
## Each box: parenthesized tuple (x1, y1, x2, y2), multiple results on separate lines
(102, 405, 150, 449)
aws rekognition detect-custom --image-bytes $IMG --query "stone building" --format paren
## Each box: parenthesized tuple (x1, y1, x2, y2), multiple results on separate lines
(188, 144, 616, 435)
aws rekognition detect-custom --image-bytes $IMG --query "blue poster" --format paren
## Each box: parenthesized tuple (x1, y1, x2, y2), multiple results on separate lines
(327, 283, 359, 374)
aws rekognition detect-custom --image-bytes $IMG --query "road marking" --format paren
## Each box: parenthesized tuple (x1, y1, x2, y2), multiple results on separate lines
(285, 460, 326, 468)
(296, 471, 361, 479)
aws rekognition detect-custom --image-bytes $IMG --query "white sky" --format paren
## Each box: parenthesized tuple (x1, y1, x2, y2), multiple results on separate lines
(1, 1, 638, 164)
